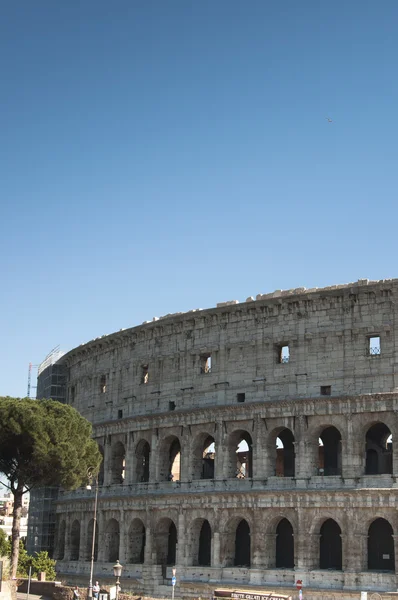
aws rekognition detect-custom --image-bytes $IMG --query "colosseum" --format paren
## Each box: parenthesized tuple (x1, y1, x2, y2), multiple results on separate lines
(55, 278, 398, 600)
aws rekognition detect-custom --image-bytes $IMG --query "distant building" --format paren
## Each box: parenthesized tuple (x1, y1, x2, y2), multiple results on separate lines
(26, 347, 66, 557)
(0, 492, 29, 539)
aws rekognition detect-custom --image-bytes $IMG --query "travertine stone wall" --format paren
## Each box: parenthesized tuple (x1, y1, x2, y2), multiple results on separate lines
(55, 278, 398, 598)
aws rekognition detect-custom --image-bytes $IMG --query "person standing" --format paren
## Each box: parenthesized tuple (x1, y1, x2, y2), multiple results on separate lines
(93, 581, 100, 599)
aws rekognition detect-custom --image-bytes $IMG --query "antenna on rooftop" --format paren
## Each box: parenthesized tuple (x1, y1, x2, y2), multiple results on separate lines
(27, 362, 38, 398)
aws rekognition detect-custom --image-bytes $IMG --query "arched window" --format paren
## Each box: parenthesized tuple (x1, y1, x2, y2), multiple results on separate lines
(111, 442, 126, 484)
(87, 519, 98, 562)
(318, 427, 342, 476)
(368, 518, 395, 571)
(275, 429, 295, 477)
(320, 519, 342, 570)
(234, 519, 250, 567)
(70, 520, 80, 561)
(365, 423, 392, 475)
(192, 434, 216, 480)
(159, 436, 181, 481)
(276, 519, 294, 568)
(105, 519, 120, 563)
(155, 518, 177, 566)
(57, 520, 66, 560)
(135, 440, 150, 482)
(198, 520, 211, 566)
(128, 519, 146, 564)
(228, 431, 253, 479)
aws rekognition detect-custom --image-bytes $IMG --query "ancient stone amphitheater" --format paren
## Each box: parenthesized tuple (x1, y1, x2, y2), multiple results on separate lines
(55, 278, 398, 600)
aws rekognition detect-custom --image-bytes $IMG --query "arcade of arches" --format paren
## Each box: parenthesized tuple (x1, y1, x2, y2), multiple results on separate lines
(56, 514, 397, 573)
(98, 422, 394, 485)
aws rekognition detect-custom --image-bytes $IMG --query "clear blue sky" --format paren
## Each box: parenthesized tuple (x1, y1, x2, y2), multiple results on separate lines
(1, 1, 398, 397)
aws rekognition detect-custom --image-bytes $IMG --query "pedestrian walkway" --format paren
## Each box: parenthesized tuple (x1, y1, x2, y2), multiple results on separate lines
(17, 593, 52, 600)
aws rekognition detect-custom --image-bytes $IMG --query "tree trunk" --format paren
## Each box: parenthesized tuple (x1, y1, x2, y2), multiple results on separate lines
(11, 482, 24, 578)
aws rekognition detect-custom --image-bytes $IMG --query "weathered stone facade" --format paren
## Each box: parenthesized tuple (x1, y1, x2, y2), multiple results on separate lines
(55, 278, 398, 599)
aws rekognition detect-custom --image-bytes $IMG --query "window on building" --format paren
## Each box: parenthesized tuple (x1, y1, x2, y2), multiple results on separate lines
(368, 336, 381, 356)
(100, 375, 106, 393)
(70, 386, 75, 403)
(141, 365, 149, 384)
(118, 409, 123, 419)
(320, 386, 331, 396)
(200, 354, 212, 374)
(169, 401, 176, 411)
(275, 344, 290, 364)
(237, 393, 246, 403)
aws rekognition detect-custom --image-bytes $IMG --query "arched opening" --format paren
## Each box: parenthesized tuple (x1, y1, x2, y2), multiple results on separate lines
(276, 518, 294, 568)
(320, 519, 342, 570)
(105, 518, 120, 563)
(70, 520, 80, 561)
(228, 431, 253, 478)
(198, 520, 211, 566)
(111, 442, 126, 484)
(368, 518, 395, 571)
(98, 445, 105, 485)
(275, 429, 295, 477)
(318, 426, 342, 476)
(191, 434, 215, 480)
(135, 440, 150, 482)
(57, 520, 66, 560)
(87, 519, 98, 562)
(167, 522, 177, 565)
(234, 519, 251, 567)
(128, 518, 146, 564)
(159, 436, 181, 481)
(155, 518, 178, 566)
(365, 423, 392, 475)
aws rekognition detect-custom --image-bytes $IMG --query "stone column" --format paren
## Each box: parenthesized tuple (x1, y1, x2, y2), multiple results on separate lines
(64, 514, 72, 561)
(252, 417, 267, 479)
(152, 430, 161, 482)
(119, 509, 126, 562)
(251, 530, 266, 567)
(212, 532, 221, 567)
(180, 429, 190, 482)
(176, 512, 186, 566)
(103, 437, 112, 486)
(263, 534, 277, 568)
(144, 527, 154, 565)
(126, 432, 134, 484)
(214, 421, 226, 480)
(80, 513, 88, 561)
(342, 414, 363, 479)
(96, 511, 106, 562)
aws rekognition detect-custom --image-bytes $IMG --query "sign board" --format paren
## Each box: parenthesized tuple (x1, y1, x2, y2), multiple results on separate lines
(109, 586, 117, 600)
(214, 590, 292, 600)
(172, 576, 177, 587)
(296, 580, 302, 590)
(360, 593, 367, 600)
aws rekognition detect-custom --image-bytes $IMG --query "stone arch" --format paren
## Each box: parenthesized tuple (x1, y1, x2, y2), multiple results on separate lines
(269, 427, 295, 477)
(368, 518, 395, 571)
(191, 432, 215, 480)
(135, 439, 150, 483)
(128, 518, 146, 564)
(227, 430, 253, 478)
(154, 517, 178, 565)
(98, 445, 105, 485)
(189, 518, 212, 566)
(275, 518, 294, 568)
(320, 519, 342, 570)
(105, 518, 120, 562)
(365, 422, 392, 475)
(159, 435, 181, 481)
(318, 426, 342, 476)
(86, 518, 98, 562)
(111, 441, 126, 484)
(223, 516, 251, 567)
(70, 519, 80, 561)
(57, 519, 66, 560)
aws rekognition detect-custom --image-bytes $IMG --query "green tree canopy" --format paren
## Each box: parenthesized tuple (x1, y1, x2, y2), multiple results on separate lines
(0, 397, 102, 578)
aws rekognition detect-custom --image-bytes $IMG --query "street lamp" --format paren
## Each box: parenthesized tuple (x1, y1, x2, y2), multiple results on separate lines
(87, 468, 99, 599)
(113, 560, 123, 600)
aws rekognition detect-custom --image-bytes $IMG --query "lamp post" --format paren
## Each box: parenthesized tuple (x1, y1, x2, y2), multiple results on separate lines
(87, 468, 99, 599)
(113, 560, 123, 600)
